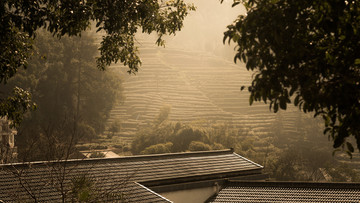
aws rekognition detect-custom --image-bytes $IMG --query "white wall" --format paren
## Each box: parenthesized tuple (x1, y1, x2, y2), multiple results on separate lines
(160, 186, 218, 203)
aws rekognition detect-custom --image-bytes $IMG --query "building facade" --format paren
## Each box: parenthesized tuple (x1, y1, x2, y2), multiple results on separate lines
(0, 118, 17, 164)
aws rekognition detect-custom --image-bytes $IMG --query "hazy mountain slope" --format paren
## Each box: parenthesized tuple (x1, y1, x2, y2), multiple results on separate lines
(106, 39, 301, 144)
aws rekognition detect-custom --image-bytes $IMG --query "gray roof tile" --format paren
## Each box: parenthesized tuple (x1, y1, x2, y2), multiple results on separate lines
(0, 149, 262, 202)
(208, 181, 360, 202)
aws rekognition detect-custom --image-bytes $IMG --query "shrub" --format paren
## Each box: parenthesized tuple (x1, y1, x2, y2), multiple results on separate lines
(188, 141, 211, 152)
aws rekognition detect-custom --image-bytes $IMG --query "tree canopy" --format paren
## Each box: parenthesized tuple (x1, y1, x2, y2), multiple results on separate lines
(0, 0, 195, 125)
(4, 31, 122, 161)
(223, 0, 360, 153)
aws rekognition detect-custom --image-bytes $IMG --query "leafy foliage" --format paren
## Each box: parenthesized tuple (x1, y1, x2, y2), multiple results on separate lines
(108, 119, 121, 139)
(71, 174, 96, 202)
(70, 173, 127, 202)
(0, 24, 36, 126)
(1, 0, 195, 73)
(140, 142, 173, 155)
(0, 26, 32, 83)
(264, 111, 360, 181)
(188, 141, 211, 151)
(131, 106, 359, 181)
(0, 87, 36, 127)
(132, 106, 254, 155)
(0, 0, 195, 126)
(4, 31, 122, 161)
(326, 163, 360, 182)
(223, 0, 360, 152)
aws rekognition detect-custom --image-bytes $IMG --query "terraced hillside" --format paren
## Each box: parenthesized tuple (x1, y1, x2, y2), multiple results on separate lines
(105, 38, 302, 145)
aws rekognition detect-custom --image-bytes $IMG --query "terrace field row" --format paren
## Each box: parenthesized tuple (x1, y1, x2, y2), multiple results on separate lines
(105, 40, 302, 146)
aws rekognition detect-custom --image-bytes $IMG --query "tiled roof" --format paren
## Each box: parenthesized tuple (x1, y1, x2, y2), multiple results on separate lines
(208, 181, 360, 202)
(0, 149, 262, 202)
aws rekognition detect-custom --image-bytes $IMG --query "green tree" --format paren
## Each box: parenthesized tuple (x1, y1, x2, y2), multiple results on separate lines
(223, 0, 360, 152)
(140, 142, 173, 155)
(131, 105, 176, 154)
(131, 108, 254, 155)
(0, 0, 195, 126)
(7, 31, 122, 161)
(327, 163, 360, 182)
(188, 141, 211, 151)
(171, 127, 208, 152)
(131, 120, 175, 154)
(108, 119, 121, 139)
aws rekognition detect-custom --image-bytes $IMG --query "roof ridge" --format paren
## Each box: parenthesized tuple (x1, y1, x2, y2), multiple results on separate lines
(0, 149, 234, 168)
(226, 180, 360, 189)
(233, 153, 264, 168)
(134, 182, 173, 203)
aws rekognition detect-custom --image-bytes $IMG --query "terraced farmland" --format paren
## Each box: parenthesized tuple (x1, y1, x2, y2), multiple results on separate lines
(105, 38, 302, 145)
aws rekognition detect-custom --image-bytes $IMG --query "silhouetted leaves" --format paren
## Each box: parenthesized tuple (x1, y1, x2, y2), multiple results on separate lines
(223, 0, 360, 153)
(0, 0, 195, 126)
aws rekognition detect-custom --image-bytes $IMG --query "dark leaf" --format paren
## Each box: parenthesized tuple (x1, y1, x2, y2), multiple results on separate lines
(249, 96, 254, 105)
(346, 142, 354, 153)
(273, 103, 279, 113)
(346, 151, 353, 159)
(279, 97, 287, 110)
(294, 95, 300, 106)
(232, 2, 241, 7)
(333, 136, 344, 148)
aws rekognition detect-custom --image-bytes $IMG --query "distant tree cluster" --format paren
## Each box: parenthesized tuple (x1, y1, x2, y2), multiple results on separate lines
(131, 106, 360, 182)
(267, 112, 360, 182)
(131, 122, 216, 155)
(1, 31, 122, 161)
(131, 106, 260, 155)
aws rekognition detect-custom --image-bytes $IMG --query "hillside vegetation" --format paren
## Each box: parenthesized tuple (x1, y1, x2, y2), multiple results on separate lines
(100, 36, 359, 182)
(105, 37, 302, 143)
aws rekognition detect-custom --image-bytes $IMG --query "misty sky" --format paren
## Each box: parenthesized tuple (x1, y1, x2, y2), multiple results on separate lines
(139, 0, 246, 58)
